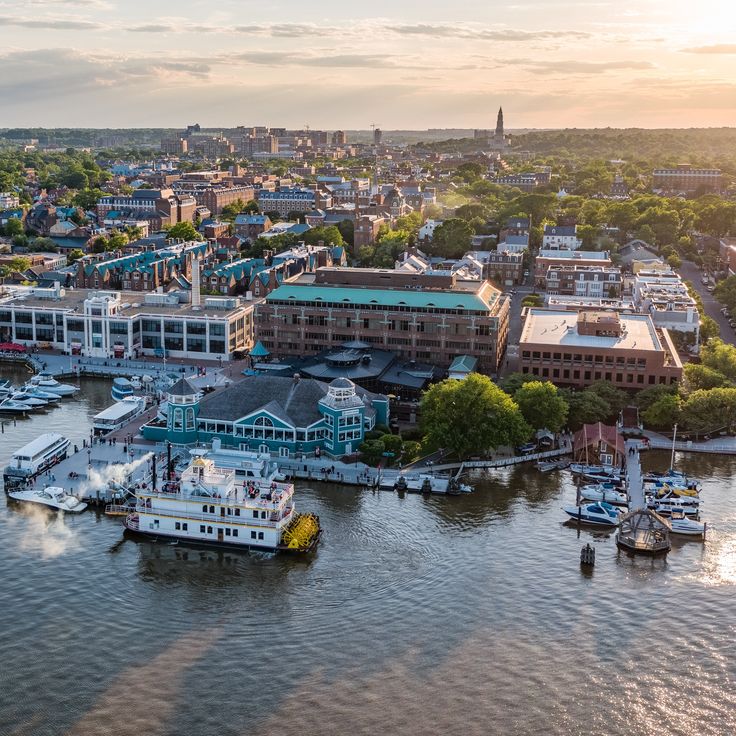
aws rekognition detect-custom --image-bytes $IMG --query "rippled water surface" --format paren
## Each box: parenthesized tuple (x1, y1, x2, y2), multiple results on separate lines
(1, 365, 736, 736)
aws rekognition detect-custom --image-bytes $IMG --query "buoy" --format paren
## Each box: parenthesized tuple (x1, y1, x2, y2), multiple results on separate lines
(580, 543, 595, 566)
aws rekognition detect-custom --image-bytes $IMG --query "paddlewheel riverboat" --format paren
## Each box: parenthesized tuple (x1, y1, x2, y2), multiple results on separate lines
(124, 453, 321, 553)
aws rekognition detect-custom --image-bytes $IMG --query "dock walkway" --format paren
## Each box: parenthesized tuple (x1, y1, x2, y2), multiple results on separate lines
(626, 440, 645, 510)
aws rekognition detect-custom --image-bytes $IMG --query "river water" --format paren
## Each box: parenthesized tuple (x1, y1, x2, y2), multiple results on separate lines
(1, 364, 735, 736)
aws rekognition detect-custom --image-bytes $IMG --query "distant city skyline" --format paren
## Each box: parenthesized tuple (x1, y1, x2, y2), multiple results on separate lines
(1, 0, 735, 128)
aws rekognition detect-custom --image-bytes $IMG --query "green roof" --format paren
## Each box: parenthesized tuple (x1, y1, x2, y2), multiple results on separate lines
(266, 284, 494, 312)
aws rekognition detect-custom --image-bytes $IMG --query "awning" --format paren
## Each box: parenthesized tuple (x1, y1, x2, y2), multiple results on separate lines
(0, 342, 26, 353)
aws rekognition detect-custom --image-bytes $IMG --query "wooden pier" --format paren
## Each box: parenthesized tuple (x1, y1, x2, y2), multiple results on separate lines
(625, 439, 646, 510)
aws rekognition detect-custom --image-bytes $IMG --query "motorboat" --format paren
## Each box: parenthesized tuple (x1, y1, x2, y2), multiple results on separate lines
(21, 384, 61, 402)
(647, 489, 699, 507)
(583, 471, 625, 486)
(9, 391, 47, 408)
(649, 485, 700, 502)
(647, 499, 700, 517)
(645, 479, 699, 495)
(129, 376, 142, 390)
(8, 486, 87, 513)
(0, 398, 32, 414)
(28, 373, 79, 396)
(669, 509, 706, 537)
(579, 484, 628, 506)
(570, 464, 621, 478)
(643, 468, 688, 483)
(563, 501, 621, 526)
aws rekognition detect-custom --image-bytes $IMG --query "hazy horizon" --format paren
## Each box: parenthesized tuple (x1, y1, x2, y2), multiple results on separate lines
(1, 0, 735, 129)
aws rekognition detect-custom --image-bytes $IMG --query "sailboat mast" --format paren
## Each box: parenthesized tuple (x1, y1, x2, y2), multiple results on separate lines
(670, 423, 678, 470)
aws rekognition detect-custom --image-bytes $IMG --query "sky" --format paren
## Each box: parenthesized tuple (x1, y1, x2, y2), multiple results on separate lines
(1, 0, 736, 129)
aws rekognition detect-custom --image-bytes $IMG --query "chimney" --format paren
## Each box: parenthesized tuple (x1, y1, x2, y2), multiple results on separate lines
(191, 256, 201, 307)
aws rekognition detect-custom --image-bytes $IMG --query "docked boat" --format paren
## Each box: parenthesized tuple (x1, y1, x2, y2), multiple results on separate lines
(570, 463, 622, 478)
(21, 385, 61, 402)
(129, 376, 142, 390)
(0, 398, 32, 414)
(668, 509, 706, 537)
(537, 459, 570, 472)
(8, 486, 87, 513)
(2, 433, 71, 490)
(647, 499, 700, 517)
(93, 396, 147, 435)
(563, 501, 621, 526)
(123, 453, 322, 552)
(111, 377, 134, 401)
(8, 391, 47, 408)
(579, 484, 628, 506)
(389, 473, 472, 495)
(28, 373, 78, 396)
(648, 486, 700, 504)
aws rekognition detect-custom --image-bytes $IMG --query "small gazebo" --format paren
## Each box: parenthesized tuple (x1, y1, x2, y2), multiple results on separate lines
(616, 508, 671, 555)
(249, 341, 271, 362)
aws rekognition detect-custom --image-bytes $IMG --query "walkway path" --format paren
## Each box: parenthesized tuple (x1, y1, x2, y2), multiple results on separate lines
(644, 430, 736, 455)
(625, 440, 645, 510)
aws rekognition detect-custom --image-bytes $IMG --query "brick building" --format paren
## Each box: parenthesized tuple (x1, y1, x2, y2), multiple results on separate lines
(254, 268, 510, 373)
(545, 265, 622, 298)
(519, 309, 682, 389)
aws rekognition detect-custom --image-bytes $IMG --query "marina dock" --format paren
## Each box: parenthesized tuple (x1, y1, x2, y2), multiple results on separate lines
(625, 440, 646, 510)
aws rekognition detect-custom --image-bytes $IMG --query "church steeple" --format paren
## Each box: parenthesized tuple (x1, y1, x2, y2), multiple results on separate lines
(495, 107, 504, 139)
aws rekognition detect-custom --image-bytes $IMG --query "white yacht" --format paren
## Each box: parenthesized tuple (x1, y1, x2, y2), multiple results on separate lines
(21, 384, 61, 402)
(9, 391, 47, 408)
(0, 398, 32, 414)
(93, 396, 147, 435)
(28, 373, 79, 396)
(123, 454, 321, 552)
(9, 486, 87, 513)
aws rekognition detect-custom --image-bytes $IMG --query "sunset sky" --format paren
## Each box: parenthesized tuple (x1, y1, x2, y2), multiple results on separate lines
(1, 0, 735, 128)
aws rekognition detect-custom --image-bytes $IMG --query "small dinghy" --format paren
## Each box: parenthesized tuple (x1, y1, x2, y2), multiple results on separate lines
(563, 501, 621, 527)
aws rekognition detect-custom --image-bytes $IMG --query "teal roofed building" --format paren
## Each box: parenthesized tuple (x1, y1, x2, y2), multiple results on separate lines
(142, 374, 389, 457)
(254, 268, 510, 374)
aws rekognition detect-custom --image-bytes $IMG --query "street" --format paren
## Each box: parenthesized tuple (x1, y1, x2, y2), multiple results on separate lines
(679, 261, 735, 345)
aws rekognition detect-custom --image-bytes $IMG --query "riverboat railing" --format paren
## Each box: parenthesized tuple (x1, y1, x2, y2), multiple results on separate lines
(135, 505, 292, 526)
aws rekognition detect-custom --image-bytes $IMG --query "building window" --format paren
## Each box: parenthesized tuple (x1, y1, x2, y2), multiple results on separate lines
(202, 504, 208, 512)
(182, 523, 188, 531)
(234, 509, 240, 516)
(225, 528, 231, 536)
(200, 525, 206, 533)
(233, 529, 238, 537)
(258, 532, 264, 540)
(175, 522, 181, 530)
(251, 531, 257, 539)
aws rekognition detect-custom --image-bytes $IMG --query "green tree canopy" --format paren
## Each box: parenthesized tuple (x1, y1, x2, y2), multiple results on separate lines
(428, 218, 472, 259)
(642, 393, 682, 430)
(4, 217, 24, 237)
(514, 380, 569, 432)
(303, 225, 344, 247)
(66, 248, 85, 264)
(699, 338, 736, 382)
(681, 388, 736, 433)
(683, 363, 732, 393)
(559, 388, 612, 430)
(420, 373, 531, 459)
(166, 221, 203, 242)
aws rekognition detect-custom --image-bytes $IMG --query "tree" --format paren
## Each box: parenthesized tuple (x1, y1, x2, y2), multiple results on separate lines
(521, 294, 543, 308)
(72, 188, 104, 212)
(700, 315, 720, 342)
(634, 384, 677, 411)
(221, 199, 247, 221)
(67, 248, 85, 264)
(514, 381, 569, 432)
(166, 221, 203, 242)
(303, 225, 344, 247)
(8, 256, 31, 273)
(420, 374, 531, 459)
(499, 372, 538, 395)
(337, 219, 354, 247)
(682, 363, 731, 392)
(428, 218, 472, 259)
(455, 203, 489, 221)
(700, 338, 736, 382)
(559, 389, 612, 429)
(587, 380, 628, 417)
(714, 276, 736, 313)
(4, 217, 24, 237)
(242, 200, 260, 214)
(681, 388, 736, 433)
(642, 394, 682, 430)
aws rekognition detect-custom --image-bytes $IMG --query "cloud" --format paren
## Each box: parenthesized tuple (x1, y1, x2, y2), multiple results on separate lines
(234, 50, 414, 69)
(511, 58, 655, 75)
(0, 14, 103, 29)
(681, 44, 736, 54)
(389, 22, 591, 41)
(127, 23, 177, 33)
